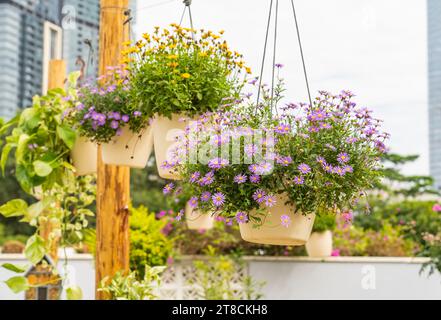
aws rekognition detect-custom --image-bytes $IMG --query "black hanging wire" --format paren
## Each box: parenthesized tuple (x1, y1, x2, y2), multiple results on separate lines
(270, 0, 279, 114)
(290, 0, 313, 107)
(255, 0, 274, 109)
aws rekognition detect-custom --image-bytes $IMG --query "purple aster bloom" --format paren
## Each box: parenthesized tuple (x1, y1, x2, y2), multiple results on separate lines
(264, 195, 277, 208)
(298, 163, 311, 175)
(244, 144, 258, 156)
(211, 134, 230, 146)
(189, 171, 201, 183)
(200, 171, 215, 186)
(122, 115, 130, 123)
(333, 166, 346, 176)
(277, 156, 293, 167)
(316, 156, 326, 165)
(235, 212, 249, 224)
(320, 122, 332, 129)
(76, 103, 85, 111)
(113, 112, 121, 120)
(344, 165, 354, 173)
(225, 218, 233, 226)
(163, 183, 175, 195)
(275, 63, 284, 68)
(176, 209, 184, 221)
(337, 152, 350, 164)
(274, 124, 291, 135)
(250, 175, 261, 183)
(308, 126, 320, 133)
(257, 162, 273, 175)
(323, 163, 334, 173)
(293, 176, 304, 185)
(189, 196, 198, 208)
(208, 158, 229, 170)
(326, 144, 337, 151)
(280, 215, 291, 228)
(201, 191, 211, 202)
(133, 111, 142, 117)
(346, 137, 358, 144)
(249, 164, 260, 174)
(234, 174, 247, 184)
(110, 120, 119, 129)
(212, 192, 225, 207)
(253, 189, 267, 203)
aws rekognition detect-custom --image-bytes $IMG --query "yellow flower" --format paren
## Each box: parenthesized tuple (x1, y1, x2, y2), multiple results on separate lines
(245, 67, 252, 74)
(122, 41, 132, 46)
(168, 54, 178, 60)
(168, 62, 179, 68)
(181, 73, 191, 79)
(198, 52, 208, 57)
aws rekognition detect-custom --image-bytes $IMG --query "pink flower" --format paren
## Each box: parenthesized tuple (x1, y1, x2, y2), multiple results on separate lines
(280, 215, 291, 228)
(331, 249, 340, 257)
(432, 204, 441, 212)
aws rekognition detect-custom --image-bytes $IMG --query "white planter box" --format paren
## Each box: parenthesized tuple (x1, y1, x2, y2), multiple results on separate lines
(1, 254, 440, 300)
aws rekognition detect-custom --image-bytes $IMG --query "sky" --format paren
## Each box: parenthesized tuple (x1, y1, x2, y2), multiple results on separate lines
(135, 0, 428, 175)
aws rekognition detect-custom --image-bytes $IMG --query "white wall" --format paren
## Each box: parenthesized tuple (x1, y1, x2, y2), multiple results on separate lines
(1, 255, 440, 300)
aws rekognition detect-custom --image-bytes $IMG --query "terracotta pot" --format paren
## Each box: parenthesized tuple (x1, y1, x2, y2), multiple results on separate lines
(102, 125, 153, 168)
(152, 114, 190, 180)
(185, 202, 214, 230)
(240, 194, 315, 246)
(71, 136, 97, 176)
(305, 231, 333, 257)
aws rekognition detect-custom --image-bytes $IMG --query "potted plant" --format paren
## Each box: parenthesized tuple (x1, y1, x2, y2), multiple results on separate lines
(169, 77, 387, 246)
(305, 213, 336, 257)
(126, 24, 249, 179)
(185, 201, 215, 231)
(67, 66, 153, 168)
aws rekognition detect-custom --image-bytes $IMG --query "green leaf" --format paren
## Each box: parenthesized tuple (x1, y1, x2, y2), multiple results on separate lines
(19, 108, 40, 130)
(0, 199, 28, 218)
(33, 160, 53, 177)
(16, 134, 30, 163)
(5, 276, 29, 294)
(25, 235, 46, 265)
(68, 72, 81, 88)
(1, 263, 27, 273)
(66, 286, 83, 300)
(57, 125, 76, 149)
(1, 143, 13, 175)
(16, 164, 33, 193)
(26, 201, 46, 221)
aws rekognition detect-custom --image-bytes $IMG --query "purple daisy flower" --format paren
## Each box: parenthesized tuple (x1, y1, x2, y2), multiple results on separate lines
(234, 174, 247, 184)
(275, 124, 291, 135)
(280, 215, 291, 228)
(201, 191, 211, 202)
(277, 156, 293, 167)
(122, 115, 130, 123)
(200, 171, 215, 186)
(176, 209, 184, 221)
(249, 164, 260, 174)
(133, 111, 142, 117)
(189, 196, 198, 208)
(293, 176, 304, 185)
(264, 195, 277, 208)
(208, 158, 229, 170)
(298, 163, 311, 175)
(333, 166, 346, 176)
(163, 183, 175, 195)
(344, 165, 354, 173)
(189, 171, 201, 183)
(110, 120, 119, 129)
(250, 175, 261, 184)
(253, 189, 267, 203)
(257, 162, 273, 175)
(235, 212, 249, 224)
(337, 152, 350, 164)
(316, 156, 326, 165)
(323, 163, 334, 173)
(212, 192, 225, 207)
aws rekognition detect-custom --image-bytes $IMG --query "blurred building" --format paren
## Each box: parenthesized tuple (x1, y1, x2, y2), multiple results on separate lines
(0, 0, 136, 120)
(428, 0, 441, 189)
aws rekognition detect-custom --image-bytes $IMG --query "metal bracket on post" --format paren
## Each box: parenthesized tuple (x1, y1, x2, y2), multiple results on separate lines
(183, 0, 192, 7)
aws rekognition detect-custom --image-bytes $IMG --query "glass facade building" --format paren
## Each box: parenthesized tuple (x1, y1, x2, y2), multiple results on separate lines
(0, 0, 136, 120)
(429, 0, 441, 189)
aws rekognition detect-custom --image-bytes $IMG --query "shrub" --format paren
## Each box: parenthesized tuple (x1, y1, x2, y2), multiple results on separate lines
(312, 213, 336, 233)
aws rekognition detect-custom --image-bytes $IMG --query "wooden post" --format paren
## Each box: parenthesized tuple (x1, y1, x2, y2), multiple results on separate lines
(95, 0, 131, 300)
(40, 59, 66, 264)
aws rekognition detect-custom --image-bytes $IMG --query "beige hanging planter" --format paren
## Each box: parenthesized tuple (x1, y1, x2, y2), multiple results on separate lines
(185, 202, 214, 230)
(71, 136, 97, 176)
(305, 230, 333, 257)
(102, 125, 153, 168)
(152, 114, 190, 180)
(240, 194, 315, 246)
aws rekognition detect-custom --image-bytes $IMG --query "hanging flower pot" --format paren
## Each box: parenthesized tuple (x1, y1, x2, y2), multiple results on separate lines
(152, 114, 189, 180)
(185, 201, 214, 230)
(102, 125, 153, 168)
(305, 231, 333, 257)
(239, 194, 315, 246)
(71, 136, 97, 176)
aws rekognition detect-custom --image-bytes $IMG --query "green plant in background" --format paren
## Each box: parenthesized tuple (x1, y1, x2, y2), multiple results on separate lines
(191, 246, 264, 300)
(130, 205, 174, 279)
(0, 73, 80, 195)
(98, 265, 166, 300)
(312, 213, 336, 233)
(421, 232, 441, 276)
(127, 25, 248, 119)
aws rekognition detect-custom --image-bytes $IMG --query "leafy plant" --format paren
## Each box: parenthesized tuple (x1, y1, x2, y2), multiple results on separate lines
(127, 24, 248, 118)
(98, 265, 166, 300)
(312, 213, 336, 233)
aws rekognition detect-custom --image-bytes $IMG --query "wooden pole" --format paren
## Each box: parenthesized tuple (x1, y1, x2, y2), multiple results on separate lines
(40, 59, 66, 264)
(95, 0, 131, 300)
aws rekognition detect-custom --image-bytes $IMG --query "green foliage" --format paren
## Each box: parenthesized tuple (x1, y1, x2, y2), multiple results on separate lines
(129, 206, 174, 279)
(98, 265, 166, 300)
(192, 246, 264, 300)
(313, 213, 336, 233)
(421, 233, 441, 276)
(128, 25, 247, 118)
(66, 286, 83, 300)
(5, 276, 29, 294)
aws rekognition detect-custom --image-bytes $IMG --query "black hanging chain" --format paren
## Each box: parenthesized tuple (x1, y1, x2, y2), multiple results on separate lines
(290, 0, 313, 107)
